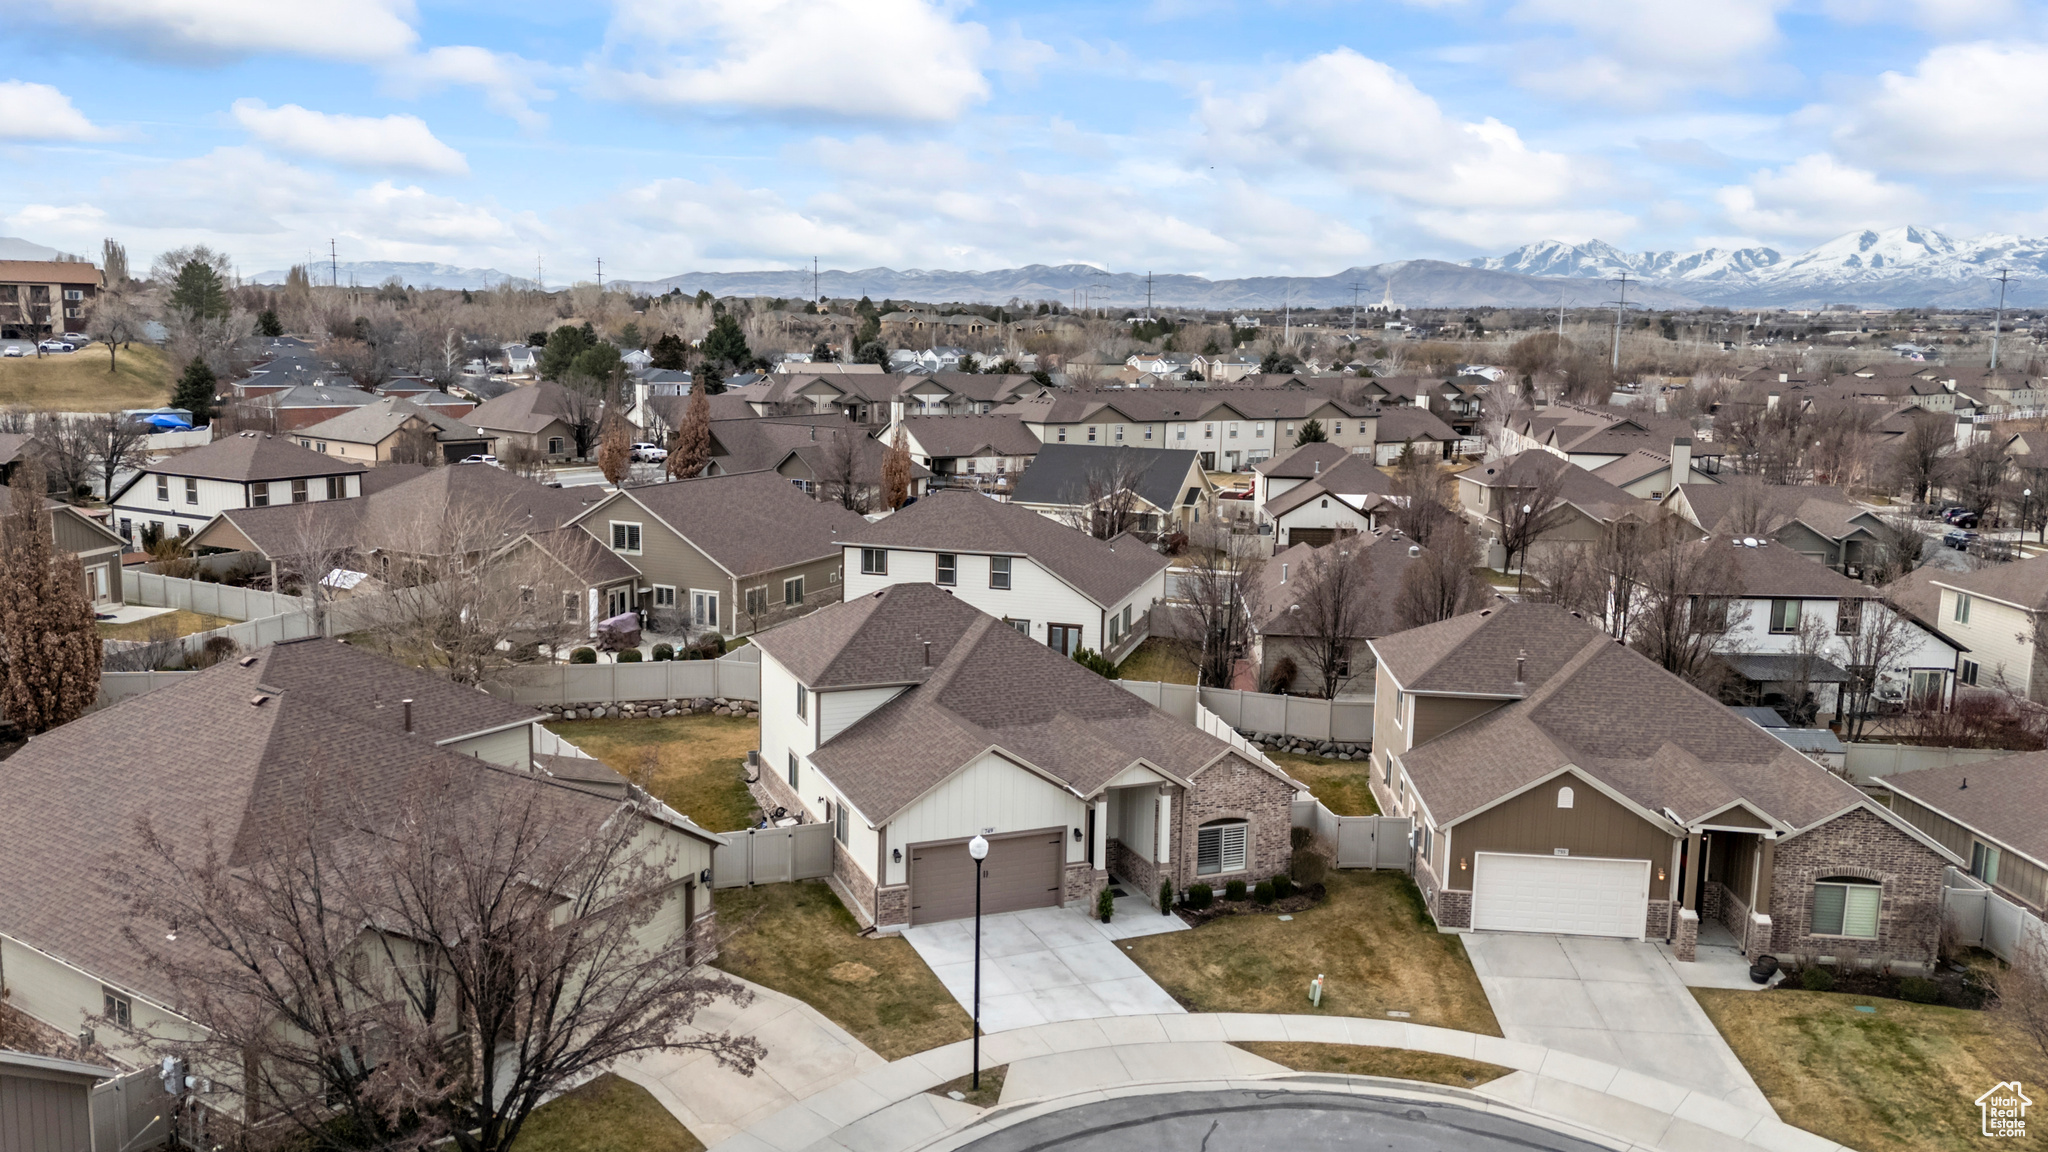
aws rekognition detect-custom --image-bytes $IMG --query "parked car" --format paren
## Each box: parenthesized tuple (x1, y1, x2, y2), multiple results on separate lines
(1, 346, 22, 358)
(37, 339, 74, 353)
(1942, 507, 1980, 525)
(458, 454, 501, 466)
(1945, 529, 1981, 550)
(629, 442, 668, 462)
(1951, 511, 1980, 529)
(61, 332, 89, 344)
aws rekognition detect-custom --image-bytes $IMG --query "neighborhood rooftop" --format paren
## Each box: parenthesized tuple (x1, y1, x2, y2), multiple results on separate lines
(844, 488, 1169, 606)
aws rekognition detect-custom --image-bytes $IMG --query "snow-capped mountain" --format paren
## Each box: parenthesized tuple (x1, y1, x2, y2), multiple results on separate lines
(1470, 226, 2048, 305)
(246, 261, 537, 291)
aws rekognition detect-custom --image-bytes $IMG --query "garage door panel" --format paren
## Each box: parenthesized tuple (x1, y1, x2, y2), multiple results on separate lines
(908, 829, 1064, 925)
(1470, 852, 1649, 939)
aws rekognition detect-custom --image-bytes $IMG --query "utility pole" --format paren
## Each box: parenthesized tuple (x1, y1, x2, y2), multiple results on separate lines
(1350, 281, 1364, 338)
(813, 256, 819, 305)
(595, 256, 603, 292)
(329, 238, 337, 288)
(1992, 268, 2016, 372)
(1609, 272, 1635, 374)
(1145, 271, 1155, 320)
(536, 254, 544, 293)
(1556, 291, 1567, 342)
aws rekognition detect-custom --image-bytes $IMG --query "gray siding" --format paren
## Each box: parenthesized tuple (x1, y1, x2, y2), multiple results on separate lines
(584, 491, 844, 637)
(1412, 696, 1507, 746)
(1447, 780, 1675, 893)
(1, 1070, 94, 1152)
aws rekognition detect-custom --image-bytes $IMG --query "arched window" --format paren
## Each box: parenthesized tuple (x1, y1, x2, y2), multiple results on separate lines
(1197, 818, 1248, 876)
(1557, 785, 1575, 809)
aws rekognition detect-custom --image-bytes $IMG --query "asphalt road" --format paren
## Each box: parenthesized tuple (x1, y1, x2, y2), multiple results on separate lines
(958, 1089, 1613, 1152)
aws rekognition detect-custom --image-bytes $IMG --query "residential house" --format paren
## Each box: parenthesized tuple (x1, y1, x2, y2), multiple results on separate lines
(0, 432, 37, 486)
(887, 372, 1044, 424)
(1246, 535, 1422, 696)
(1661, 482, 1890, 576)
(841, 488, 1169, 661)
(1922, 561, 2048, 701)
(292, 396, 493, 464)
(701, 416, 930, 502)
(0, 259, 101, 338)
(1258, 453, 1395, 548)
(893, 414, 1042, 489)
(0, 481, 126, 607)
(504, 343, 539, 375)
(1369, 407, 1460, 465)
(1503, 402, 1723, 474)
(466, 381, 588, 460)
(999, 387, 1379, 472)
(109, 432, 366, 546)
(1884, 753, 2048, 914)
(744, 370, 902, 425)
(1369, 602, 1958, 964)
(1008, 444, 1214, 537)
(1194, 353, 1261, 382)
(752, 582, 1304, 928)
(0, 1050, 114, 1152)
(565, 470, 868, 636)
(1455, 451, 1641, 570)
(1589, 438, 1721, 500)
(0, 639, 723, 1073)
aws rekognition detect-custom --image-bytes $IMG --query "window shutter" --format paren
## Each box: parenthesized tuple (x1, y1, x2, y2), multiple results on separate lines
(1221, 823, 1247, 873)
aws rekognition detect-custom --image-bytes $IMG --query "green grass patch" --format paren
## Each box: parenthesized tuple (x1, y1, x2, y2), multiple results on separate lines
(927, 1065, 1006, 1108)
(1115, 639, 1197, 685)
(1233, 1041, 1505, 1087)
(513, 1073, 701, 1152)
(1271, 752, 1379, 816)
(96, 609, 233, 641)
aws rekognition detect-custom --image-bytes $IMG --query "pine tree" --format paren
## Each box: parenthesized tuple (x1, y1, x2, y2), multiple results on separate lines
(257, 309, 283, 338)
(882, 427, 912, 510)
(172, 358, 217, 423)
(650, 332, 688, 370)
(701, 313, 751, 370)
(169, 258, 230, 321)
(1294, 418, 1327, 447)
(0, 459, 101, 734)
(668, 387, 712, 480)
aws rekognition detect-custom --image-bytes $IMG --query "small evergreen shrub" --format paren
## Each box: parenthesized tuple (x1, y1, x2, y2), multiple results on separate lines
(1292, 850, 1328, 886)
(1225, 879, 1247, 901)
(1254, 881, 1275, 905)
(1800, 966, 1836, 992)
(1291, 826, 1314, 852)
(569, 647, 597, 664)
(617, 649, 643, 662)
(1899, 976, 1941, 1003)
(1097, 886, 1116, 923)
(652, 643, 675, 661)
(1272, 875, 1295, 900)
(1185, 883, 1214, 910)
(1160, 880, 1174, 915)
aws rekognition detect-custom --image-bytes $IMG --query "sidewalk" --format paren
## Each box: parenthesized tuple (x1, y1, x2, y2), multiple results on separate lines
(703, 1013, 1851, 1152)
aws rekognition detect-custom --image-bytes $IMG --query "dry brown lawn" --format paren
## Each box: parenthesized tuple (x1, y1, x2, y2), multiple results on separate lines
(1233, 1041, 1505, 1088)
(1696, 987, 2048, 1152)
(95, 609, 233, 641)
(926, 1065, 1007, 1108)
(1114, 639, 1197, 685)
(1271, 752, 1379, 816)
(0, 345, 172, 411)
(546, 714, 760, 832)
(513, 1073, 701, 1152)
(1127, 871, 1499, 1035)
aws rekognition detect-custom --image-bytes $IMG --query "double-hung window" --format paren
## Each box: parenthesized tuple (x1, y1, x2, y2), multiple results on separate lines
(651, 585, 677, 608)
(291, 478, 308, 503)
(1196, 819, 1248, 876)
(935, 553, 957, 585)
(1810, 878, 1880, 938)
(611, 522, 642, 553)
(326, 476, 342, 499)
(784, 576, 804, 606)
(184, 477, 198, 505)
(787, 751, 800, 788)
(1955, 594, 1972, 623)
(251, 483, 269, 507)
(795, 686, 807, 720)
(102, 988, 131, 1028)
(989, 556, 1012, 590)
(1836, 598, 1862, 635)
(861, 547, 887, 575)
(156, 475, 169, 501)
(746, 587, 767, 616)
(834, 797, 849, 844)
(1769, 598, 1801, 634)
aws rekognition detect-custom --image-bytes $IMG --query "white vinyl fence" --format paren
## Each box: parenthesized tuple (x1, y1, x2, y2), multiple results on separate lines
(1943, 868, 2048, 964)
(89, 1067, 170, 1152)
(1291, 798, 1412, 871)
(1116, 680, 1373, 744)
(1845, 743, 2022, 780)
(96, 670, 198, 708)
(122, 570, 311, 620)
(712, 822, 835, 888)
(481, 652, 763, 707)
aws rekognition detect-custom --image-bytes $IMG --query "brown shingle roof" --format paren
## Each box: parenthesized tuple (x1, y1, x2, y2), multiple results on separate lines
(1669, 483, 1879, 544)
(1253, 442, 1349, 478)
(595, 470, 869, 577)
(147, 431, 368, 483)
(845, 489, 1168, 606)
(899, 414, 1043, 457)
(467, 381, 579, 434)
(1931, 558, 2048, 613)
(1460, 450, 1639, 524)
(1686, 538, 1870, 599)
(1887, 752, 2048, 867)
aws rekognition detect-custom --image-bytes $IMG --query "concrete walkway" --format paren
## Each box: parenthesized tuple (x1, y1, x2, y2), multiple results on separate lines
(614, 975, 885, 1146)
(1461, 933, 1775, 1117)
(901, 905, 1184, 1032)
(703, 1013, 1850, 1152)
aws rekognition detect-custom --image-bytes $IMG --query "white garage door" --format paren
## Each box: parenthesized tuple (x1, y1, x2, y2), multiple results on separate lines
(1470, 852, 1650, 939)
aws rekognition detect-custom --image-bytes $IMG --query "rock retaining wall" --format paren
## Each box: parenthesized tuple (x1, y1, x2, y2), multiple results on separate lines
(539, 697, 762, 721)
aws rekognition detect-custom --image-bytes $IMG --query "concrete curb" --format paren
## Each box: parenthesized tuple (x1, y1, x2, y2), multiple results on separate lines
(702, 1013, 1854, 1152)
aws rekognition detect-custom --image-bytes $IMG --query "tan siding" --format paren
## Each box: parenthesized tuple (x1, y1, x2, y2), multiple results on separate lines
(1889, 794, 1974, 859)
(50, 509, 117, 555)
(1706, 805, 1773, 830)
(1411, 695, 1507, 746)
(737, 553, 845, 636)
(1447, 779, 1675, 892)
(2000, 852, 2048, 910)
(586, 491, 737, 632)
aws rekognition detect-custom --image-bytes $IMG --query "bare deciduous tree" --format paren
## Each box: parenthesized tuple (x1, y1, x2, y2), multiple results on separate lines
(1494, 461, 1569, 591)
(29, 413, 94, 503)
(1289, 540, 1380, 698)
(816, 428, 870, 513)
(1628, 530, 1749, 692)
(1836, 595, 1919, 741)
(1388, 443, 1458, 546)
(1889, 415, 1952, 506)
(1720, 478, 1793, 537)
(1393, 525, 1490, 629)
(109, 762, 763, 1152)
(83, 411, 150, 502)
(1053, 451, 1149, 540)
(1866, 514, 1928, 585)
(882, 426, 912, 510)
(1989, 939, 2048, 1064)
(1166, 520, 1264, 687)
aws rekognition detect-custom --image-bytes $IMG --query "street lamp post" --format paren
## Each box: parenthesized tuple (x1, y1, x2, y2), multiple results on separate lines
(2027, 489, 2035, 547)
(968, 834, 989, 1090)
(1515, 503, 1532, 597)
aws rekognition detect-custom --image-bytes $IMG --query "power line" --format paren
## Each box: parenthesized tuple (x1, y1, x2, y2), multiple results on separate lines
(1608, 272, 1635, 373)
(1992, 268, 2017, 372)
(1349, 281, 1365, 338)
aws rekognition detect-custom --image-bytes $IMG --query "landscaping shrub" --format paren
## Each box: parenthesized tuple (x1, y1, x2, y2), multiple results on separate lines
(617, 649, 643, 662)
(1800, 966, 1836, 992)
(1097, 886, 1115, 923)
(1253, 881, 1275, 905)
(1290, 826, 1313, 852)
(570, 647, 597, 664)
(1160, 880, 1173, 915)
(652, 643, 674, 661)
(1184, 883, 1214, 910)
(1271, 875, 1294, 900)
(1899, 975, 1941, 1003)
(1291, 849, 1328, 887)
(1225, 879, 1247, 901)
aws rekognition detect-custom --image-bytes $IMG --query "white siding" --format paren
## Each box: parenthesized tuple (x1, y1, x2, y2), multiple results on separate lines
(1939, 588, 2036, 694)
(759, 652, 816, 784)
(0, 933, 199, 1067)
(1273, 497, 1376, 539)
(844, 545, 1113, 652)
(1113, 785, 1158, 855)
(1720, 595, 1960, 700)
(820, 686, 905, 743)
(882, 750, 1086, 887)
(446, 724, 532, 769)
(113, 470, 359, 539)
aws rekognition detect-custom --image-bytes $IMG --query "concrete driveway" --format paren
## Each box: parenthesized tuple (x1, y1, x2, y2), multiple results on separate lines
(901, 902, 1185, 1032)
(1460, 933, 1774, 1117)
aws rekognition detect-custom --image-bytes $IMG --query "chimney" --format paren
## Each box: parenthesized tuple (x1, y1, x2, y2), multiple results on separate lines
(1766, 391, 1780, 412)
(401, 698, 414, 734)
(1670, 437, 1692, 484)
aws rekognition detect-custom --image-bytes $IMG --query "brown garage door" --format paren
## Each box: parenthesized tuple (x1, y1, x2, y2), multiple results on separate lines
(1288, 527, 1336, 548)
(908, 829, 1064, 925)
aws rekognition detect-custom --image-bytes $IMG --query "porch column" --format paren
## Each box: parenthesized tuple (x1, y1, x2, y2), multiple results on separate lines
(1755, 836, 1776, 912)
(1156, 788, 1172, 865)
(1092, 797, 1108, 872)
(1682, 830, 1702, 911)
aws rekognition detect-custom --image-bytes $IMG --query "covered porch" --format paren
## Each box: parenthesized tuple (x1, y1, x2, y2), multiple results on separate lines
(1091, 765, 1181, 904)
(1676, 808, 1782, 964)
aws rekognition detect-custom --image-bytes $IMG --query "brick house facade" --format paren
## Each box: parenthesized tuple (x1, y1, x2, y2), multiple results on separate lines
(1767, 807, 1946, 963)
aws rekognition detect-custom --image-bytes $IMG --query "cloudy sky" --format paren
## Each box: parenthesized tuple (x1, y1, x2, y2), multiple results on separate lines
(3, 0, 2045, 281)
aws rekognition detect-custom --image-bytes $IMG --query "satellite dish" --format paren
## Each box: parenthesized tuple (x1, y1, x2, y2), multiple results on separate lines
(1743, 536, 1760, 548)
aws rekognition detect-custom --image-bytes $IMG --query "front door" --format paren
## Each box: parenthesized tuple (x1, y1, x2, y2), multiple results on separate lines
(1047, 623, 1083, 656)
(87, 565, 109, 604)
(693, 589, 720, 631)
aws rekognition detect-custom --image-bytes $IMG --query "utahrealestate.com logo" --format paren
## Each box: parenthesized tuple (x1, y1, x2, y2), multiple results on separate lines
(1977, 1082, 2031, 1138)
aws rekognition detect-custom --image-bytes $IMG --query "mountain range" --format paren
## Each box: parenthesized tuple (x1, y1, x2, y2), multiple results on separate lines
(246, 261, 537, 292)
(241, 225, 2048, 309)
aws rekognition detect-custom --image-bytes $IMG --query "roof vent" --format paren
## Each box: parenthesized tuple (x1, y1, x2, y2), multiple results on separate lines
(1408, 544, 1421, 558)
(1514, 649, 1527, 686)
(402, 698, 414, 734)
(922, 641, 932, 667)
(238, 655, 258, 667)
(1960, 776, 1968, 790)
(249, 694, 271, 706)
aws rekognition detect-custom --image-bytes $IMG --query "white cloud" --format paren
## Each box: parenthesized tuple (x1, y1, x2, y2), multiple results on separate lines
(1827, 42, 2048, 179)
(1819, 0, 2015, 32)
(1714, 153, 1928, 241)
(41, 0, 417, 62)
(596, 0, 995, 121)
(0, 81, 112, 141)
(1508, 0, 1787, 102)
(385, 46, 554, 131)
(230, 99, 468, 175)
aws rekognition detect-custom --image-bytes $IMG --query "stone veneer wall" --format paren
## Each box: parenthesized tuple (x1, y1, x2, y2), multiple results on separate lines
(1108, 839, 1160, 903)
(1065, 861, 1101, 906)
(830, 838, 879, 928)
(1767, 807, 1945, 968)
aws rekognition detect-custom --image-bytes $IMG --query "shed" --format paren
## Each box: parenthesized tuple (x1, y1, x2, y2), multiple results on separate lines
(0, 1048, 115, 1152)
